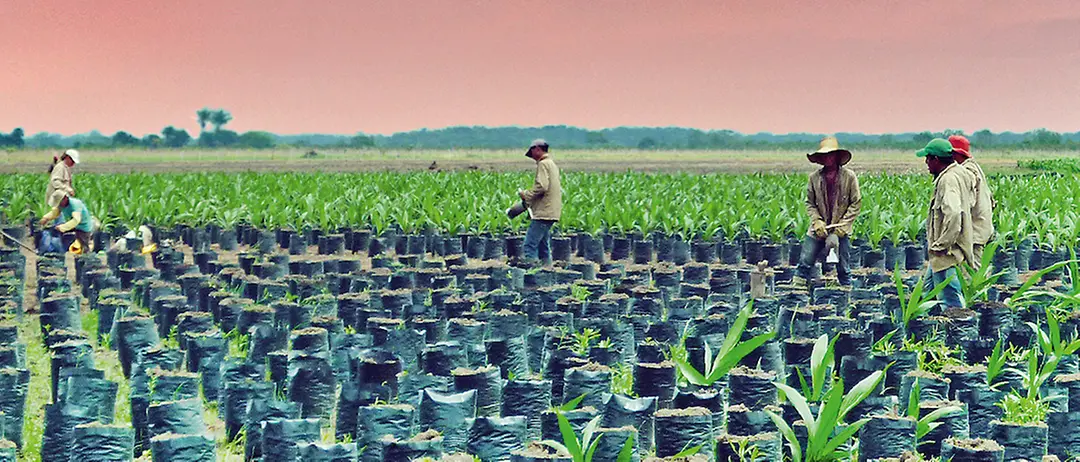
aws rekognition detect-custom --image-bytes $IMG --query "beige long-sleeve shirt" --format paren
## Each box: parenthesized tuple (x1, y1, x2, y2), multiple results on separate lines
(520, 155, 562, 221)
(927, 162, 977, 272)
(46, 162, 75, 207)
(805, 167, 861, 237)
(962, 158, 995, 245)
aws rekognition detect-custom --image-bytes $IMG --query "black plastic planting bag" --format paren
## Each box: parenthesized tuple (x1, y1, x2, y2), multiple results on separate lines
(71, 423, 135, 461)
(147, 369, 201, 404)
(989, 421, 1048, 461)
(727, 367, 778, 410)
(541, 407, 599, 443)
(424, 341, 469, 376)
(223, 379, 273, 441)
(858, 415, 916, 461)
(454, 366, 504, 418)
(49, 340, 94, 402)
(591, 427, 639, 462)
(486, 336, 530, 380)
(466, 416, 528, 462)
(356, 404, 416, 451)
(502, 379, 552, 440)
(146, 398, 206, 440)
(116, 316, 161, 378)
(262, 418, 322, 462)
(716, 433, 782, 462)
(288, 354, 337, 419)
(245, 399, 301, 462)
(654, 407, 714, 459)
(150, 433, 216, 462)
(296, 442, 359, 462)
(418, 389, 477, 453)
(563, 365, 612, 410)
(397, 372, 453, 408)
(185, 330, 226, 401)
(633, 362, 676, 408)
(674, 388, 727, 436)
(603, 395, 656, 452)
(41, 403, 96, 462)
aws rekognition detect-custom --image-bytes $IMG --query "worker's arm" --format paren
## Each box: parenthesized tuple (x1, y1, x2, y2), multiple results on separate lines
(39, 207, 61, 225)
(56, 211, 82, 233)
(836, 175, 862, 232)
(519, 163, 549, 203)
(805, 177, 824, 223)
(930, 175, 962, 252)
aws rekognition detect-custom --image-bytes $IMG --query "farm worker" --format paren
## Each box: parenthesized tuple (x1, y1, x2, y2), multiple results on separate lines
(949, 135, 994, 260)
(918, 138, 977, 309)
(795, 136, 862, 287)
(518, 139, 562, 267)
(39, 191, 98, 254)
(46, 149, 79, 208)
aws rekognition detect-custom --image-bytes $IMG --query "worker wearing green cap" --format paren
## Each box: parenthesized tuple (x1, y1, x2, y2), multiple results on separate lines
(917, 138, 977, 309)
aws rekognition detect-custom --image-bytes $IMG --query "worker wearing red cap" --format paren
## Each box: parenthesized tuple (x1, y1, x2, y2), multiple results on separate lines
(949, 135, 994, 260)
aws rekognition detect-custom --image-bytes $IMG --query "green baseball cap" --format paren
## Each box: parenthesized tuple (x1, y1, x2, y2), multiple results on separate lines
(916, 138, 954, 158)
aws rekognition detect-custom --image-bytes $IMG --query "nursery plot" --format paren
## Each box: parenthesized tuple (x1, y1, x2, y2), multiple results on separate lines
(0, 168, 1078, 461)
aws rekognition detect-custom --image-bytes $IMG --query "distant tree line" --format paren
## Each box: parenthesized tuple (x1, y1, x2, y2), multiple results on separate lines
(4, 118, 1080, 151)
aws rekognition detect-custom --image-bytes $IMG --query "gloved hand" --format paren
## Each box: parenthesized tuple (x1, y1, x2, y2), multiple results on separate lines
(834, 227, 848, 238)
(812, 220, 828, 238)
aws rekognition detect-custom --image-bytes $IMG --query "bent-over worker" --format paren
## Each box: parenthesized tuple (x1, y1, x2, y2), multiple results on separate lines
(39, 191, 98, 254)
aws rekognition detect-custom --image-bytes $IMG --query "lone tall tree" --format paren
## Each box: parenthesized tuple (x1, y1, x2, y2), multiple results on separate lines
(210, 110, 233, 132)
(196, 108, 213, 132)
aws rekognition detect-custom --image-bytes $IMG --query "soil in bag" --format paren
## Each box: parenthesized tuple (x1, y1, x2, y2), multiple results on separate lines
(466, 416, 528, 462)
(941, 438, 1005, 462)
(150, 433, 216, 462)
(717, 432, 784, 462)
(71, 422, 135, 462)
(419, 388, 477, 453)
(510, 441, 573, 462)
(381, 430, 445, 461)
(262, 418, 322, 462)
(654, 407, 714, 459)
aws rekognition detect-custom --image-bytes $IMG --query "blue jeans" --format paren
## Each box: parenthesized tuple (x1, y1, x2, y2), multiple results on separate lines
(797, 235, 851, 285)
(523, 220, 554, 262)
(925, 266, 964, 309)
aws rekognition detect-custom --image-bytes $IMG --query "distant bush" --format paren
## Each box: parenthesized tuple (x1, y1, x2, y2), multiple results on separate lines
(1019, 158, 1080, 173)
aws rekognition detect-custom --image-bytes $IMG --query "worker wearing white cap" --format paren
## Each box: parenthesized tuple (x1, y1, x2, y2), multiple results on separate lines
(46, 149, 80, 207)
(518, 139, 562, 266)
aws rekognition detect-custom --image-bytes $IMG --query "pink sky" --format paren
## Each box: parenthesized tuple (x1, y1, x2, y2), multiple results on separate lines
(3, 0, 1079, 136)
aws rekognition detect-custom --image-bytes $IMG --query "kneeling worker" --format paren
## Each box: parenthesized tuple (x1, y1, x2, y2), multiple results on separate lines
(39, 191, 98, 254)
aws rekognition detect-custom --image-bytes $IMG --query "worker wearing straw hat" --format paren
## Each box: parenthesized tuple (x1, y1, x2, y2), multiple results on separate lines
(518, 139, 562, 267)
(795, 136, 862, 287)
(950, 135, 995, 260)
(918, 138, 977, 309)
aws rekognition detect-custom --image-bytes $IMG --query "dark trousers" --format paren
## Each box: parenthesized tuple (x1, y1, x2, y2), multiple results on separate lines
(797, 235, 852, 285)
(523, 219, 555, 262)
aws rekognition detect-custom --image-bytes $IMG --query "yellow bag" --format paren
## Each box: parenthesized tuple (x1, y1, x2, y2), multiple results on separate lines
(69, 240, 84, 255)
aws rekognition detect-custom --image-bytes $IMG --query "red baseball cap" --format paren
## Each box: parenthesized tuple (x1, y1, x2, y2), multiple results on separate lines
(949, 135, 971, 160)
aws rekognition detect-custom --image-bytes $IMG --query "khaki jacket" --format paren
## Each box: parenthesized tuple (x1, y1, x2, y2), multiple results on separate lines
(521, 155, 562, 221)
(962, 158, 995, 245)
(805, 167, 861, 237)
(46, 162, 74, 207)
(927, 162, 977, 272)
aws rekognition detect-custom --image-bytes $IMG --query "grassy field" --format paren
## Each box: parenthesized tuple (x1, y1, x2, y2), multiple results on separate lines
(1, 148, 1074, 174)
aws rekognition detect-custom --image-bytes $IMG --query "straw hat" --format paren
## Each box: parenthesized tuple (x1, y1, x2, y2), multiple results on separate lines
(807, 137, 852, 166)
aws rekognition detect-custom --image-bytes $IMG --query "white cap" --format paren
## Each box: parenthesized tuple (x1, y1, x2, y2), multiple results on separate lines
(64, 149, 80, 164)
